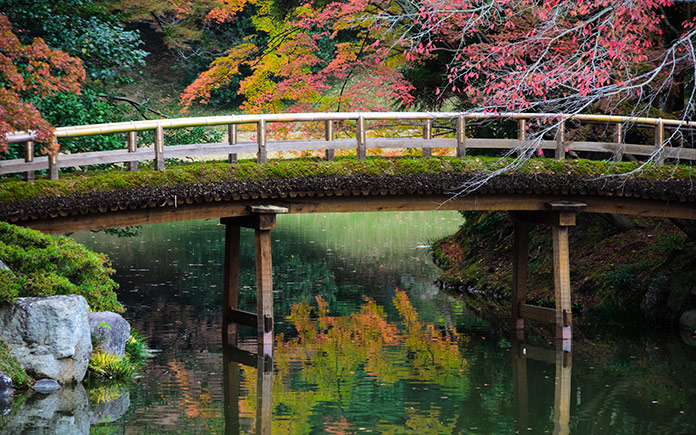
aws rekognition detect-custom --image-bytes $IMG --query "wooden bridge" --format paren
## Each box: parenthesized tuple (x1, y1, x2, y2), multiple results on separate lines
(2, 111, 696, 344)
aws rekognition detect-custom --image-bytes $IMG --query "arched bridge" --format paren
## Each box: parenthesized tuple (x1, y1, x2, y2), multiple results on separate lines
(2, 111, 696, 342)
(1, 111, 695, 232)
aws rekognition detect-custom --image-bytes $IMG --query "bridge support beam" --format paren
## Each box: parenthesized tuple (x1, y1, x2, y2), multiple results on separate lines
(221, 205, 288, 351)
(509, 201, 586, 341)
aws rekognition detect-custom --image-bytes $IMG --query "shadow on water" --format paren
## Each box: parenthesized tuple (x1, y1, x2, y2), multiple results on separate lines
(4, 212, 696, 433)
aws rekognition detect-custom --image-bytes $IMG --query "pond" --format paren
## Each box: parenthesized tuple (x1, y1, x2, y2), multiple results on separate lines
(4, 211, 696, 434)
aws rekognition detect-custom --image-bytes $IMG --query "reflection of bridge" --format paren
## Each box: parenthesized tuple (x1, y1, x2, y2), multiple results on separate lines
(3, 112, 696, 356)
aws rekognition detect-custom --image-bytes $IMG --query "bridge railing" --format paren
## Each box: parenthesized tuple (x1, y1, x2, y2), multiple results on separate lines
(2, 112, 695, 180)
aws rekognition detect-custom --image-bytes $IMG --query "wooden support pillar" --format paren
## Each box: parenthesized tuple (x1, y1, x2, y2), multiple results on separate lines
(552, 223, 572, 341)
(228, 124, 238, 164)
(509, 202, 584, 341)
(456, 115, 466, 158)
(255, 226, 273, 349)
(511, 222, 529, 331)
(422, 119, 432, 157)
(223, 224, 241, 345)
(257, 120, 267, 164)
(356, 116, 366, 160)
(548, 201, 585, 341)
(154, 125, 165, 171)
(24, 140, 34, 181)
(127, 131, 138, 172)
(325, 120, 335, 161)
(221, 205, 287, 353)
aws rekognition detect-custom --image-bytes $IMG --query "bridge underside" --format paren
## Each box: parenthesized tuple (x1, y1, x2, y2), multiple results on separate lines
(12, 192, 696, 234)
(4, 174, 693, 343)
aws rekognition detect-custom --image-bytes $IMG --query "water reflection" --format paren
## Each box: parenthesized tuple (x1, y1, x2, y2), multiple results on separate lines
(9, 212, 688, 434)
(222, 291, 465, 434)
(224, 340, 273, 435)
(512, 336, 572, 435)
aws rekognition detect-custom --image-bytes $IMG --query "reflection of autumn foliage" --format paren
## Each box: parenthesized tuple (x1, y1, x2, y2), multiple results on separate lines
(244, 290, 468, 433)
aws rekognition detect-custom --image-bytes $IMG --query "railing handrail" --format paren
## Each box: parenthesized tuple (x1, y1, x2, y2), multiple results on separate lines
(2, 111, 695, 181)
(5, 111, 696, 143)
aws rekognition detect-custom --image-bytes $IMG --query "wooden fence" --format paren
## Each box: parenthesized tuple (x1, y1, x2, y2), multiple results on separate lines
(2, 112, 695, 181)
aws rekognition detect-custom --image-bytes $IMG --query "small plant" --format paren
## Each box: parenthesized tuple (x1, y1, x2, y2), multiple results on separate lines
(0, 340, 30, 388)
(87, 332, 152, 381)
(88, 351, 137, 380)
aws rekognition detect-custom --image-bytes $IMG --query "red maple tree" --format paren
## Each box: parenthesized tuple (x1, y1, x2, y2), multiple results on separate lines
(0, 14, 85, 154)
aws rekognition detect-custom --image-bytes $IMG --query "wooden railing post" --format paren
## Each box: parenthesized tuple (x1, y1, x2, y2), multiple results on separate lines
(127, 131, 138, 172)
(517, 118, 527, 156)
(228, 124, 238, 164)
(24, 140, 34, 181)
(613, 122, 624, 162)
(456, 115, 467, 158)
(422, 119, 432, 157)
(654, 118, 665, 165)
(257, 119, 267, 164)
(48, 153, 58, 180)
(555, 121, 565, 160)
(356, 116, 366, 160)
(324, 120, 334, 161)
(154, 125, 165, 171)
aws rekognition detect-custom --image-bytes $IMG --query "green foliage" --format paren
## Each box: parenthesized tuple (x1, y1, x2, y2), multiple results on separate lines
(0, 222, 122, 312)
(88, 332, 151, 380)
(88, 352, 134, 380)
(31, 90, 132, 154)
(0, 340, 29, 388)
(1, 0, 147, 82)
(459, 211, 508, 240)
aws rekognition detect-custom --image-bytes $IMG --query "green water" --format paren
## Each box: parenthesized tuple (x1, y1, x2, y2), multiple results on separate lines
(9, 211, 696, 434)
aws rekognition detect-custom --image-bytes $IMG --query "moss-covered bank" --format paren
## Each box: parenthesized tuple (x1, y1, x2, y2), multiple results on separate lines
(0, 222, 121, 312)
(432, 211, 696, 331)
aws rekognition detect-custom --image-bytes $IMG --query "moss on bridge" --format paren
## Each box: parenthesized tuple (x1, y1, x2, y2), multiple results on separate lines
(0, 156, 694, 204)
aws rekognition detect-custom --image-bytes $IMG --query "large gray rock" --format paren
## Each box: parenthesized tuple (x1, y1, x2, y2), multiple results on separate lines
(0, 295, 92, 384)
(89, 312, 130, 359)
(1, 383, 90, 434)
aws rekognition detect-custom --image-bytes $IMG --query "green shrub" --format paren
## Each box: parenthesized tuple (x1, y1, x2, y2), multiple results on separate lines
(0, 222, 122, 312)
